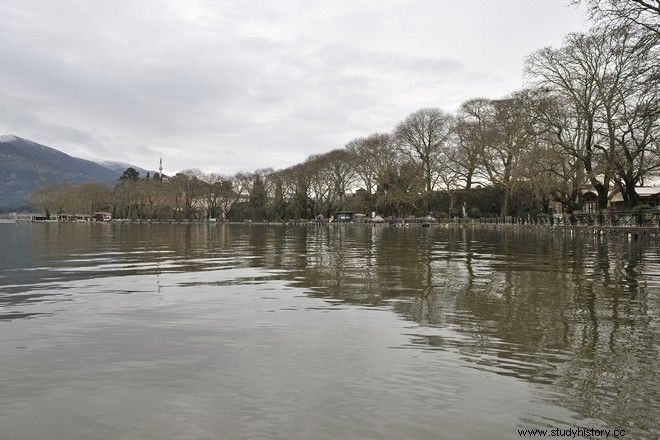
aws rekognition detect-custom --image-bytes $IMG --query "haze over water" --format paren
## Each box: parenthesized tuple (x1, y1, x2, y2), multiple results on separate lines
(0, 224, 658, 439)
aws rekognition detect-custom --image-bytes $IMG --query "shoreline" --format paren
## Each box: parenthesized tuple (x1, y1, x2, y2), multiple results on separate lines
(5, 219, 659, 237)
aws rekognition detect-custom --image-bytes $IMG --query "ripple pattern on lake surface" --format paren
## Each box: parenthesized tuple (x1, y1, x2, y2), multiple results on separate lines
(0, 223, 658, 439)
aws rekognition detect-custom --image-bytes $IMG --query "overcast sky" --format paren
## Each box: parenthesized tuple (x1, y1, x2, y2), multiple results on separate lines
(0, 0, 589, 174)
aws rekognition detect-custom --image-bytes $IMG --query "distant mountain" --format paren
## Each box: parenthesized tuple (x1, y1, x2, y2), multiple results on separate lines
(95, 160, 155, 178)
(0, 135, 145, 211)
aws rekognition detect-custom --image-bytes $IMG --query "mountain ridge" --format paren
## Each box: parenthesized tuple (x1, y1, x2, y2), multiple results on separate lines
(0, 135, 147, 211)
(96, 160, 154, 178)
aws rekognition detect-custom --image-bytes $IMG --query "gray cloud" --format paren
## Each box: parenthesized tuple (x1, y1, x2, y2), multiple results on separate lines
(0, 0, 587, 174)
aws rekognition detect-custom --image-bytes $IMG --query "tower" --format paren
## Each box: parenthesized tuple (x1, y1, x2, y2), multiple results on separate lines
(159, 158, 163, 181)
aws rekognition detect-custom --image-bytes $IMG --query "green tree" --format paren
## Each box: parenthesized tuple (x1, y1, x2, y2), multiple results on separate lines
(119, 167, 140, 181)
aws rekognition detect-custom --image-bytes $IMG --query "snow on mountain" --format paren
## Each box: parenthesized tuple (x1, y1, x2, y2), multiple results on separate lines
(96, 160, 154, 178)
(0, 135, 143, 211)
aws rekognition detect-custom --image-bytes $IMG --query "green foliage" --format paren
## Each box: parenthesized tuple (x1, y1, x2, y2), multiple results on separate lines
(119, 167, 140, 181)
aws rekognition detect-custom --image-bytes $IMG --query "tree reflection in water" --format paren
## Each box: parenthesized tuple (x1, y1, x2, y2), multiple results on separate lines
(222, 224, 657, 435)
(5, 223, 657, 435)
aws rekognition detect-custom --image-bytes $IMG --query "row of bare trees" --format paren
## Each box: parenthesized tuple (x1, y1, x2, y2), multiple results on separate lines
(30, 0, 659, 220)
(30, 182, 112, 219)
(109, 171, 257, 221)
(269, 1, 658, 218)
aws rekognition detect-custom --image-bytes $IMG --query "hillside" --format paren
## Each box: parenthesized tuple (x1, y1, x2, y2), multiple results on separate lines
(0, 135, 139, 211)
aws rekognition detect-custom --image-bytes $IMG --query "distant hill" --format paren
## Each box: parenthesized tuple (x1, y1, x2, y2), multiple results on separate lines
(95, 160, 155, 178)
(0, 135, 147, 211)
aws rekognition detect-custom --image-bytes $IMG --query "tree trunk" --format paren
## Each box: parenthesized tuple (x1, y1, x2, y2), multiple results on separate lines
(594, 183, 609, 210)
(623, 180, 640, 207)
(500, 188, 510, 218)
(465, 172, 472, 191)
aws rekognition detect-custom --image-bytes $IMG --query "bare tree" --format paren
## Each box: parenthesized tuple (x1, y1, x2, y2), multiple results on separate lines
(577, 0, 660, 36)
(281, 162, 313, 219)
(76, 183, 112, 215)
(529, 24, 659, 208)
(474, 93, 536, 217)
(306, 154, 334, 216)
(529, 90, 589, 212)
(598, 27, 660, 204)
(170, 170, 206, 220)
(346, 133, 395, 195)
(394, 108, 454, 211)
(375, 161, 424, 217)
(527, 30, 615, 209)
(29, 183, 71, 218)
(324, 149, 356, 209)
(454, 99, 490, 190)
(198, 173, 224, 219)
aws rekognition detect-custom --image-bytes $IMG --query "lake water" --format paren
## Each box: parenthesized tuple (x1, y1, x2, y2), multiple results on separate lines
(0, 224, 658, 439)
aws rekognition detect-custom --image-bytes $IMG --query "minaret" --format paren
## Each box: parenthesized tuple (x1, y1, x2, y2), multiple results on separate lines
(159, 158, 163, 181)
